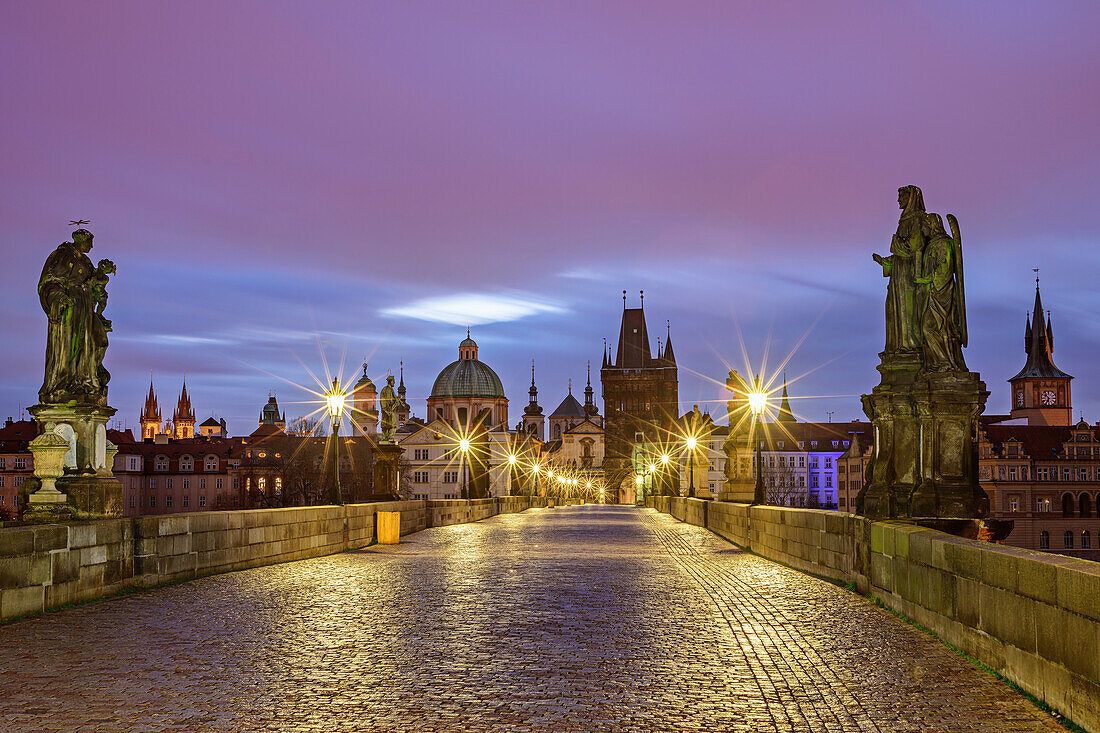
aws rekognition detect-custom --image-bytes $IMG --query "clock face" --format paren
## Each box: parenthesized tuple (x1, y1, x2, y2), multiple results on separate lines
(1016, 392, 1024, 407)
(1040, 390, 1057, 406)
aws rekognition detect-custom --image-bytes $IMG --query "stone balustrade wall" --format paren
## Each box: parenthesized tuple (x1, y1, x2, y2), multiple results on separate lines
(0, 496, 544, 625)
(648, 497, 1100, 733)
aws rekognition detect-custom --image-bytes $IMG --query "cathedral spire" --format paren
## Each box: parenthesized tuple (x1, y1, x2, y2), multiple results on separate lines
(583, 360, 595, 418)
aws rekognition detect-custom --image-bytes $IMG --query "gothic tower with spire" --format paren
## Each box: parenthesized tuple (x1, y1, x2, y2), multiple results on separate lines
(601, 290, 679, 500)
(523, 360, 545, 439)
(1008, 276, 1073, 426)
(396, 362, 411, 426)
(172, 380, 196, 439)
(140, 378, 162, 440)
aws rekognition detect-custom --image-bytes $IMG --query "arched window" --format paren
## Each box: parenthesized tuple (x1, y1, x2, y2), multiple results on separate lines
(1064, 530, 1074, 549)
(1082, 531, 1092, 550)
(205, 455, 218, 472)
(553, 424, 561, 440)
(1039, 531, 1049, 549)
(179, 455, 193, 472)
(1080, 493, 1093, 518)
(1062, 493, 1075, 517)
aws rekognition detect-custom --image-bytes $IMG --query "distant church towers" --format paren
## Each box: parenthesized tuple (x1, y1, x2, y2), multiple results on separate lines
(523, 360, 545, 439)
(140, 377, 197, 439)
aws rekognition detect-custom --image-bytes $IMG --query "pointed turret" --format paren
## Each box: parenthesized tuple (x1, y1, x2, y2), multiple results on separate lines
(396, 361, 411, 425)
(1009, 275, 1073, 426)
(140, 377, 162, 440)
(777, 373, 795, 423)
(172, 379, 196, 439)
(522, 359, 545, 439)
(583, 361, 598, 418)
(663, 320, 676, 365)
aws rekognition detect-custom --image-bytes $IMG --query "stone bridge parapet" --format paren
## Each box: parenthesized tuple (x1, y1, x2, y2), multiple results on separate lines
(0, 496, 545, 625)
(648, 497, 1100, 733)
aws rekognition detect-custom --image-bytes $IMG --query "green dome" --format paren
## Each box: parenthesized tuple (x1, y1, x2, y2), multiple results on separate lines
(431, 359, 505, 399)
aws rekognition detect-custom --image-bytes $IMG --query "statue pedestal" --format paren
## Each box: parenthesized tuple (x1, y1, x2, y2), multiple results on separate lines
(858, 368, 989, 520)
(369, 442, 404, 502)
(27, 403, 123, 519)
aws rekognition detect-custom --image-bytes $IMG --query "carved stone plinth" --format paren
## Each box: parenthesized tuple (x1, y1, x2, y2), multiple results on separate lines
(26, 403, 123, 519)
(858, 363, 989, 520)
(720, 435, 755, 503)
(369, 443, 404, 502)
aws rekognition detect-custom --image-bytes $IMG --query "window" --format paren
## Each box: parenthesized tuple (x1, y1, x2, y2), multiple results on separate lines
(1039, 530, 1049, 549)
(166, 495, 173, 508)
(810, 475, 819, 489)
(0, 477, 3, 487)
(810, 441, 818, 448)
(182, 495, 189, 508)
(1062, 468, 1071, 481)
(180, 456, 193, 471)
(155, 456, 168, 471)
(275, 477, 282, 493)
(0, 458, 4, 469)
(13, 457, 26, 470)
(166, 478, 173, 490)
(232, 477, 240, 490)
(205, 456, 218, 471)
(127, 456, 140, 471)
(1064, 531, 1073, 549)
(149, 478, 157, 489)
(13, 477, 23, 487)
(216, 478, 223, 490)
(998, 467, 1006, 481)
(199, 495, 206, 507)
(414, 471, 429, 483)
(199, 478, 206, 490)
(1009, 496, 1020, 512)
(798, 476, 805, 488)
(810, 456, 819, 468)
(1036, 497, 1051, 513)
(825, 475, 833, 488)
(1082, 531, 1092, 549)
(414, 449, 429, 461)
(129, 496, 135, 508)
(1036, 467, 1049, 481)
(443, 471, 458, 483)
(798, 456, 805, 468)
(258, 477, 266, 492)
(824, 457, 832, 469)
(1008, 468, 1017, 481)
(182, 478, 189, 490)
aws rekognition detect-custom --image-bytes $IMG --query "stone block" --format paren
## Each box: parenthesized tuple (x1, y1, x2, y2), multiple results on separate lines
(0, 528, 36, 557)
(51, 550, 80, 584)
(33, 525, 69, 553)
(0, 555, 51, 588)
(155, 533, 191, 557)
(955, 577, 980, 628)
(1056, 561, 1100, 624)
(247, 527, 266, 545)
(944, 540, 982, 581)
(94, 520, 127, 547)
(979, 546, 1019, 593)
(160, 552, 197, 578)
(870, 553, 893, 593)
(1060, 610, 1099, 681)
(1017, 553, 1072, 603)
(978, 583, 1035, 653)
(908, 530, 932, 565)
(870, 523, 883, 554)
(67, 523, 97, 548)
(80, 545, 108, 567)
(158, 516, 189, 536)
(1, 584, 44, 620)
(940, 572, 958, 620)
(1034, 601, 1064, 671)
(1066, 675, 1100, 733)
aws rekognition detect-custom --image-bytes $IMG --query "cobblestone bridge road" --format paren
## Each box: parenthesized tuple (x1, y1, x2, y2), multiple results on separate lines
(0, 506, 1064, 732)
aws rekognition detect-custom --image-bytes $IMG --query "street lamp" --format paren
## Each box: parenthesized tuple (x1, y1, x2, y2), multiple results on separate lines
(685, 435, 698, 498)
(747, 375, 769, 505)
(324, 377, 346, 505)
(459, 438, 471, 499)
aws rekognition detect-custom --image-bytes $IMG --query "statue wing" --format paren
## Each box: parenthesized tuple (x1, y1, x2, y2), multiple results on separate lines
(948, 214, 967, 348)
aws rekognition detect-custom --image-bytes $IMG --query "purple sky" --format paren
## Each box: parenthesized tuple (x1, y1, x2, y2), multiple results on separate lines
(3, 2, 1099, 435)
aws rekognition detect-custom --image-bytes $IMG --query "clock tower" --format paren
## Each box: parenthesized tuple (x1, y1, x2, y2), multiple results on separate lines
(1008, 277, 1072, 426)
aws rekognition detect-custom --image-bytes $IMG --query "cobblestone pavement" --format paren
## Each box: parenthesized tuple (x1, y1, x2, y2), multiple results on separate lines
(0, 506, 1065, 732)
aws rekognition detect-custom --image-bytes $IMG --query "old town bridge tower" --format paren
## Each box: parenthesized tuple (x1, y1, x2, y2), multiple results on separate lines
(601, 291, 679, 501)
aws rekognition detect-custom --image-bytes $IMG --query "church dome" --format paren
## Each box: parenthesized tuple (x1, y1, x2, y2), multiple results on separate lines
(430, 360, 505, 399)
(430, 333, 505, 399)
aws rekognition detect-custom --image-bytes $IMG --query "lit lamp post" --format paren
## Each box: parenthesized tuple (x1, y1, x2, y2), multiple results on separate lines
(459, 438, 471, 499)
(324, 377, 346, 506)
(685, 436, 698, 498)
(507, 453, 517, 496)
(747, 375, 769, 505)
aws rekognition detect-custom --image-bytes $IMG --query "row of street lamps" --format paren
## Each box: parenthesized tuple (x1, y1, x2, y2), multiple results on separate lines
(323, 370, 773, 506)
